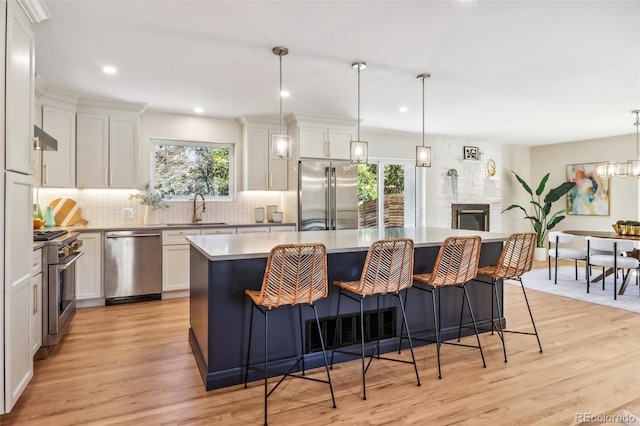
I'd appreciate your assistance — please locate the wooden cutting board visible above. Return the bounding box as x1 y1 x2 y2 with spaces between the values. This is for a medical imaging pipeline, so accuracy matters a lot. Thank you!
49 198 89 226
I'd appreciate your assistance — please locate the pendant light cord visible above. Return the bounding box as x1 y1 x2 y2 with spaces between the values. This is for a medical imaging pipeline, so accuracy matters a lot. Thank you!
357 65 361 141
279 53 283 135
421 76 425 147
635 110 640 161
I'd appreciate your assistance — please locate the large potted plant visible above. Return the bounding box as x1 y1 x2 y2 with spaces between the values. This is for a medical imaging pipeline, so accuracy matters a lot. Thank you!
503 171 576 261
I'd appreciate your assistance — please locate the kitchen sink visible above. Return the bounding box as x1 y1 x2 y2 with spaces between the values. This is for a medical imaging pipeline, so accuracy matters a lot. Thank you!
166 222 227 226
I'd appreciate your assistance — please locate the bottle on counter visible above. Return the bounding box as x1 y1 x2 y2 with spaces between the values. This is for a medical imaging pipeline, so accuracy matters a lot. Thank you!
44 206 56 228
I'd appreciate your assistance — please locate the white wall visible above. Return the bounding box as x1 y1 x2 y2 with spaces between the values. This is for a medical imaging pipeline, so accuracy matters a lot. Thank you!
501 144 532 234
531 133 637 234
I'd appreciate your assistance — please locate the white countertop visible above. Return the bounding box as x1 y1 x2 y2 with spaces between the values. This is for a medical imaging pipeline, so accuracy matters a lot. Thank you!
187 227 511 261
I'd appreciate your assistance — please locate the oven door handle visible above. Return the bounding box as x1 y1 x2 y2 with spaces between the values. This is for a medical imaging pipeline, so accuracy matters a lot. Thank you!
58 251 85 270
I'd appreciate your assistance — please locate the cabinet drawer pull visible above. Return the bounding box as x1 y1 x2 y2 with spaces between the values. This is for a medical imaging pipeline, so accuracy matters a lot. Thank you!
33 284 37 315
43 164 49 184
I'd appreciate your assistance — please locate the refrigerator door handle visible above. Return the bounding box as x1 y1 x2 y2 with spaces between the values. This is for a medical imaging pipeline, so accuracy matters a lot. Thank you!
325 166 331 229
330 166 337 229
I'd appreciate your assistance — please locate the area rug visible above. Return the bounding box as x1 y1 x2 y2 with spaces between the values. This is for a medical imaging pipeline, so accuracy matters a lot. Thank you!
507 266 640 314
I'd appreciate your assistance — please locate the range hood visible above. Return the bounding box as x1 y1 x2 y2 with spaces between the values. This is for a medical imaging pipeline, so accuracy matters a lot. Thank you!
33 125 58 151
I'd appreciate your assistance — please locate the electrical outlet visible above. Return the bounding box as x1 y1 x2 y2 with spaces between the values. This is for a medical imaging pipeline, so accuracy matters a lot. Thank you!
122 208 134 218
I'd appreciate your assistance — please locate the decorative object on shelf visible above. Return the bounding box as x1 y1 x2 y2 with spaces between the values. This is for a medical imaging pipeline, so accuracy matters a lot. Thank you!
270 46 291 160
463 145 480 160
33 217 45 230
33 203 43 219
266 205 278 222
503 171 576 248
350 62 368 164
596 109 640 178
129 182 169 225
254 207 265 223
566 163 610 216
446 168 458 202
486 159 496 177
415 73 432 167
272 211 284 223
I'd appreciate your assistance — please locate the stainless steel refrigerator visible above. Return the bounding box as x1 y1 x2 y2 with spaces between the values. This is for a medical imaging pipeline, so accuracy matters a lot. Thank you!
298 160 359 231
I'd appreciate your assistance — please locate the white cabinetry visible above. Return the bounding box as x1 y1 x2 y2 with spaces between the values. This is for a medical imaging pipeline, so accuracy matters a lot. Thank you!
240 116 288 190
41 105 76 187
270 225 296 233
76 101 144 188
288 114 357 160
4 172 33 412
75 233 103 304
30 249 42 356
237 226 270 234
5 0 34 175
162 228 236 292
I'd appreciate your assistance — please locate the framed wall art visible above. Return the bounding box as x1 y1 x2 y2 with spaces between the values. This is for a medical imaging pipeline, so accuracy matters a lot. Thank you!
463 146 480 160
566 163 610 216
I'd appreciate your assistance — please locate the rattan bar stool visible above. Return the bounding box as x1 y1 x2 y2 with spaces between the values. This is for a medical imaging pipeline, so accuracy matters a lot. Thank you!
243 243 336 426
330 238 420 400
407 236 484 379
473 232 542 363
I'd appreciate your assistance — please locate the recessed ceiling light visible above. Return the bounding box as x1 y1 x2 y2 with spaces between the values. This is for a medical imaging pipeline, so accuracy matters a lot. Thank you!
102 66 117 75
280 90 290 98
194 107 203 114
399 106 409 113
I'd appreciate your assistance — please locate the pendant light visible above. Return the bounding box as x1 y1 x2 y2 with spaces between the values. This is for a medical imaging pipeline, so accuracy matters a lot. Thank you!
271 46 291 160
596 110 640 178
416 73 432 167
626 110 640 177
350 62 368 164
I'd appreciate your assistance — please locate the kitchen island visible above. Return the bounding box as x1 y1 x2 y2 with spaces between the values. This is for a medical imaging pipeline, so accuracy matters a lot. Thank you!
187 227 509 391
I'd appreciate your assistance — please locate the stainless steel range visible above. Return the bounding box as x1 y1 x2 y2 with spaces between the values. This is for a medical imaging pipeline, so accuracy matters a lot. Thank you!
35 230 84 359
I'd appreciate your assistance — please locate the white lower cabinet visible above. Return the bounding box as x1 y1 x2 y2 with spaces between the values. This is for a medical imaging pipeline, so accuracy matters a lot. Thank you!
75 233 103 304
30 249 42 356
162 228 236 292
270 225 296 233
237 226 270 234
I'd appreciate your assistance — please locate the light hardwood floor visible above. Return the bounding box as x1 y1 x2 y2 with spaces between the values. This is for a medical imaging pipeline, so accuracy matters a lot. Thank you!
2 264 639 425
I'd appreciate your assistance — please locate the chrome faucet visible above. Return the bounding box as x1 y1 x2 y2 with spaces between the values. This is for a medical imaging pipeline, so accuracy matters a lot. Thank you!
193 193 206 223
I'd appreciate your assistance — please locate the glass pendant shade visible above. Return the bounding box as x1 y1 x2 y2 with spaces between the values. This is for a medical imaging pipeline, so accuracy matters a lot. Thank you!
270 46 291 160
271 134 291 160
350 140 368 164
597 161 623 178
628 160 640 177
416 145 431 167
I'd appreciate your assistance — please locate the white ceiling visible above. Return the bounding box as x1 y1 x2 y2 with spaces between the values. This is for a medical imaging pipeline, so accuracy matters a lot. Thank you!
33 0 640 146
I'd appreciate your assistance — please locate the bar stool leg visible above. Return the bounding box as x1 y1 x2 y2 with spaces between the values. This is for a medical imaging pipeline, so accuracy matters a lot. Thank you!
397 290 421 386
463 286 486 368
492 279 507 363
359 297 367 400
312 304 337 408
431 287 442 379
299 305 305 375
244 303 255 388
517 277 543 353
330 289 343 368
397 290 409 354
264 309 269 426
456 291 465 342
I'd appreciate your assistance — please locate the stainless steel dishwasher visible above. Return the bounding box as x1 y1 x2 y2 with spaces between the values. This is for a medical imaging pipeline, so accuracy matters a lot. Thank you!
104 230 162 304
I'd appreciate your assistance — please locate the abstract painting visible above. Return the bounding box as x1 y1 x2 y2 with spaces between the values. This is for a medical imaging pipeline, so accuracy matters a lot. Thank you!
566 163 610 215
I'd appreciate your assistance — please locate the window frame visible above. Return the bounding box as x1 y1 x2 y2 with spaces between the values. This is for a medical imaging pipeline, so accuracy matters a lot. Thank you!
150 137 236 202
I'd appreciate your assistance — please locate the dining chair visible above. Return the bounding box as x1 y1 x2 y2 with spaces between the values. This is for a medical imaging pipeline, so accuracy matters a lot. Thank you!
408 235 484 379
243 243 336 425
475 232 542 362
330 238 420 400
547 231 587 284
586 236 639 299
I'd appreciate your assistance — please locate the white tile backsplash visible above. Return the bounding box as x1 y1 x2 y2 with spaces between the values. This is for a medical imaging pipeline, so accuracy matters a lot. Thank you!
35 188 284 227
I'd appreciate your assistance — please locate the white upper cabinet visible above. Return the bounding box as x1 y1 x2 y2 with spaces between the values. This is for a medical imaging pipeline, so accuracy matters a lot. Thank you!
240 116 288 191
76 100 144 188
288 114 357 161
41 105 76 187
5 0 35 175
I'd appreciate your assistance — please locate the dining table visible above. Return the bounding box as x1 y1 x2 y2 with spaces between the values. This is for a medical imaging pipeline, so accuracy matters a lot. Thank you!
565 229 639 295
